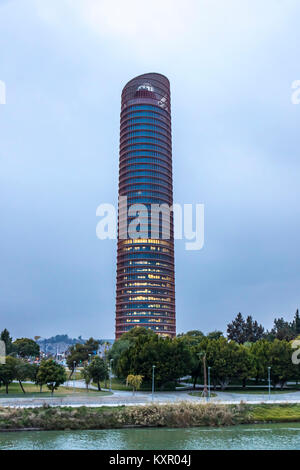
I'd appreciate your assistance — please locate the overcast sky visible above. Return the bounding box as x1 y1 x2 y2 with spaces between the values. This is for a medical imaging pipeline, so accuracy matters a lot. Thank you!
1 0 300 339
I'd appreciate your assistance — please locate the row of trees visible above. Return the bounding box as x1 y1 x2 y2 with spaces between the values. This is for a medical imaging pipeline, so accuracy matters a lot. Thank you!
0 357 66 395
185 334 300 390
227 310 300 343
108 326 300 391
0 354 111 395
0 329 40 358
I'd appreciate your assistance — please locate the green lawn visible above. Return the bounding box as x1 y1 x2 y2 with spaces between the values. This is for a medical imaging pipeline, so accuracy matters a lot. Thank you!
90 378 129 391
188 391 217 398
0 382 111 397
220 388 300 395
248 404 300 422
93 378 182 392
65 368 83 380
93 377 153 391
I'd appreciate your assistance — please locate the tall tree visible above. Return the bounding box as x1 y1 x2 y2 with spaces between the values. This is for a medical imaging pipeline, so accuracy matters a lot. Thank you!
115 334 192 388
268 340 298 389
228 313 264 343
14 360 37 394
236 344 256 388
0 356 17 393
293 310 300 336
251 320 265 342
244 316 254 342
227 313 246 344
269 318 295 341
244 316 265 342
0 329 13 354
250 339 272 382
87 357 108 391
177 333 207 387
66 343 88 374
107 327 155 374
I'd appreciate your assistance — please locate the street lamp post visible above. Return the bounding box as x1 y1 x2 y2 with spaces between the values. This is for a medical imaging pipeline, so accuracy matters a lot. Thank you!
268 367 271 400
152 365 156 401
198 352 208 398
109 359 113 392
73 361 76 393
208 367 211 400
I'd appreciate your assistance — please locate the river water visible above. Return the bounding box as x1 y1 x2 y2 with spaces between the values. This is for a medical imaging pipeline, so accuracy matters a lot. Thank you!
1 423 300 450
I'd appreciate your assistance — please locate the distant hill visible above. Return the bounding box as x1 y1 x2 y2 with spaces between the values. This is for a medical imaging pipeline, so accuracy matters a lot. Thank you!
37 335 114 355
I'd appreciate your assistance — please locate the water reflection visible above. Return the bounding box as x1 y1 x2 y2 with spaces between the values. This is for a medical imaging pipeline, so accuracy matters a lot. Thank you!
1 424 300 450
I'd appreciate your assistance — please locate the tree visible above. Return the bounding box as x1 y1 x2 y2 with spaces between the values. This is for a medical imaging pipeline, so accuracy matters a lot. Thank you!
66 343 87 374
84 337 100 355
0 357 35 393
87 356 108 391
251 338 299 389
268 318 295 342
0 356 17 393
244 316 265 342
0 329 13 355
177 333 207 388
251 320 265 342
118 327 156 344
205 337 254 390
293 310 300 336
227 313 264 343
235 344 256 388
227 313 246 344
115 334 192 388
126 374 143 395
36 359 66 395
13 338 40 358
14 360 37 394
107 338 130 370
81 365 92 391
268 340 297 389
35 368 45 393
66 337 100 376
177 330 205 340
250 339 272 383
108 327 154 374
206 331 224 340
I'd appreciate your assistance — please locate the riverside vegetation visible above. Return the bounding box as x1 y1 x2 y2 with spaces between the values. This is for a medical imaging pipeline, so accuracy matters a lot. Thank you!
1 402 300 431
2 310 300 395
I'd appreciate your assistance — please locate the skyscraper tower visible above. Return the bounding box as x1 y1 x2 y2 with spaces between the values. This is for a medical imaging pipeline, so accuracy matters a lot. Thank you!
115 73 175 339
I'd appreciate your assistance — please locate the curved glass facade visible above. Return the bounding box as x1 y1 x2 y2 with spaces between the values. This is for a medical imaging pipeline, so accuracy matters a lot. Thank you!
115 73 176 339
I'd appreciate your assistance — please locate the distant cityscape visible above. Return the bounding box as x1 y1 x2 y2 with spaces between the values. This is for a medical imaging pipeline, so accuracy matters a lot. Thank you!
35 335 114 361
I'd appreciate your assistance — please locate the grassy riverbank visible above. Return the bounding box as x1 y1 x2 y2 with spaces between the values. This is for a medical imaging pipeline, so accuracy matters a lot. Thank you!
1 402 300 431
0 383 111 398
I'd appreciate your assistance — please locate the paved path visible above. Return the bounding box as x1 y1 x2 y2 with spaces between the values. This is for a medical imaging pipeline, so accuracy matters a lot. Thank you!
1 380 300 408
